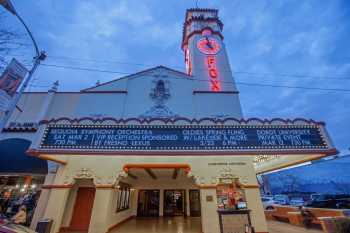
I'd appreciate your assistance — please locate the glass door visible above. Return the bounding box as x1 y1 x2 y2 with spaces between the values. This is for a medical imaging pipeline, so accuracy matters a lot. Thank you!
164 190 185 216
137 190 160 217
189 189 201 217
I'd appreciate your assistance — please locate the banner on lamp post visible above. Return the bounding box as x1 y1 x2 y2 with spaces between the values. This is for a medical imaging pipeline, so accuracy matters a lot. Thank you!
0 58 27 114
0 58 27 97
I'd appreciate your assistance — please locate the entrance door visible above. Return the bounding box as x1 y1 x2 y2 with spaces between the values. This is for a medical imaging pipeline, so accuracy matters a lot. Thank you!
189 189 201 217
69 187 96 231
137 190 160 217
164 190 185 216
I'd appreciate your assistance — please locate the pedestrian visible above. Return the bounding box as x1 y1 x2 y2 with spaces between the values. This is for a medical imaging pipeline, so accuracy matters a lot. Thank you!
299 206 315 228
0 196 10 214
11 205 27 225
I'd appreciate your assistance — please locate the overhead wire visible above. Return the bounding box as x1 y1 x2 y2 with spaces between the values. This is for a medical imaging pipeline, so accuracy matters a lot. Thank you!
4 53 350 93
6 52 350 81
38 63 350 93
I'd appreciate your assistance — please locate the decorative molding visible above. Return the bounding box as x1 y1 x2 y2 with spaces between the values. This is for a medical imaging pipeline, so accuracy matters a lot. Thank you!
211 168 240 185
27 148 338 157
63 168 97 185
75 168 95 180
62 168 118 186
41 184 73 189
187 171 206 186
140 105 178 119
39 117 326 126
209 168 255 188
27 149 67 165
182 24 224 49
197 184 217 189
123 163 191 173
81 65 190 92
116 170 128 180
96 185 115 189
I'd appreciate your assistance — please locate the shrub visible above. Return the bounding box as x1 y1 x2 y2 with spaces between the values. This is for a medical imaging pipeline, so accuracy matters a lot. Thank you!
333 218 350 233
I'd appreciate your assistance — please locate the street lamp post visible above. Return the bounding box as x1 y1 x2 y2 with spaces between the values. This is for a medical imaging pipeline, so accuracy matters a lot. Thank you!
0 0 46 132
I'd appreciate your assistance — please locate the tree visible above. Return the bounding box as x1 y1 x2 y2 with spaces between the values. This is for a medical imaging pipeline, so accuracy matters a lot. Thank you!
0 11 25 72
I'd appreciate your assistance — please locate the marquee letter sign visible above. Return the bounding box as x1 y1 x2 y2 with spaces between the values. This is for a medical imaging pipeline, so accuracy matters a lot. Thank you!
39 124 331 154
207 56 220 91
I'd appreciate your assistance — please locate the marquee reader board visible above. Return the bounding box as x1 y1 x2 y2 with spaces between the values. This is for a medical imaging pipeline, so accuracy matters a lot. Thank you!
39 124 332 154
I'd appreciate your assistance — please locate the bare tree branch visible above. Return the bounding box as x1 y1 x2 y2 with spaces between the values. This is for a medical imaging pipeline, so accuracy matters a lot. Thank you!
0 10 27 71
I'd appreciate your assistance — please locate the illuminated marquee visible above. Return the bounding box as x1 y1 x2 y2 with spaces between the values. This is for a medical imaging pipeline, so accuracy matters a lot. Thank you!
185 48 192 75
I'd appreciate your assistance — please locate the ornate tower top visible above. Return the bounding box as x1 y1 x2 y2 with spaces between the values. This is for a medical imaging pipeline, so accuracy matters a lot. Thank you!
182 8 224 50
181 8 240 94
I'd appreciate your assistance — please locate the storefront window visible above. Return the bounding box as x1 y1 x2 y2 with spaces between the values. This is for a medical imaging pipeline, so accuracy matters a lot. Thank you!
0 175 44 226
116 183 131 212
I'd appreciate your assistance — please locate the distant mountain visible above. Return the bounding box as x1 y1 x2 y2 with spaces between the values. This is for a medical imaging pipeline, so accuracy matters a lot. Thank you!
262 155 350 194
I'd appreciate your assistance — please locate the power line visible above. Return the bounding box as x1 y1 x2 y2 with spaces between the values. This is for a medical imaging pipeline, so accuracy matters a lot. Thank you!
41 64 130 75
234 71 350 81
235 82 350 92
39 63 350 93
46 56 350 80
7 52 350 81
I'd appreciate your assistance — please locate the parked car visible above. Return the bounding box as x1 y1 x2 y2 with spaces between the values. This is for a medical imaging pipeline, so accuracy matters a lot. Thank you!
261 196 275 210
273 195 290 205
307 194 350 209
290 197 304 206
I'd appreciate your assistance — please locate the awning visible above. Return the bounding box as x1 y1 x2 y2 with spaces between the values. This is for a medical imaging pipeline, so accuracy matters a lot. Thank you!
0 138 48 175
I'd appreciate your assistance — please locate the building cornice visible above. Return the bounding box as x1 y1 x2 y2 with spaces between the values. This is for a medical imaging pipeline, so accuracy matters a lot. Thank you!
26 148 338 157
39 117 326 126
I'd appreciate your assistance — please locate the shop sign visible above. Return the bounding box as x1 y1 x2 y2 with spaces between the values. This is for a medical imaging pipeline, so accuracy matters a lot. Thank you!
39 124 329 151
8 122 39 128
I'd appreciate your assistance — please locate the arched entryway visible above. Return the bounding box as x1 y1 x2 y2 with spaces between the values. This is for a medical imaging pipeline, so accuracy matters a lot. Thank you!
107 164 202 233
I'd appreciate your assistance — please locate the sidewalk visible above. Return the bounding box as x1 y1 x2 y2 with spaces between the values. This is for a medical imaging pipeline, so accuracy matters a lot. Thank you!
268 220 322 233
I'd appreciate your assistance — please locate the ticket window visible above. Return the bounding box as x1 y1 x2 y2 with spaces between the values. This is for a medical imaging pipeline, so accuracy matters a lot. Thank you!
216 180 246 210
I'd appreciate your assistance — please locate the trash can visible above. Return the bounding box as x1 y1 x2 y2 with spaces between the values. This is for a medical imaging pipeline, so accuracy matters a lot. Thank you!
35 219 53 233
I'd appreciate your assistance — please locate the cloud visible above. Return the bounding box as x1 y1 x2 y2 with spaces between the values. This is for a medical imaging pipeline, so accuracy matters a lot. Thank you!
7 0 350 153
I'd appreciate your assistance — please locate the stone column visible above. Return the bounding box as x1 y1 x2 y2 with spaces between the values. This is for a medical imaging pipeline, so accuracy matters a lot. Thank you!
42 186 71 233
244 187 268 233
186 189 190 216
159 189 164 216
88 187 115 233
200 188 220 233
30 172 56 230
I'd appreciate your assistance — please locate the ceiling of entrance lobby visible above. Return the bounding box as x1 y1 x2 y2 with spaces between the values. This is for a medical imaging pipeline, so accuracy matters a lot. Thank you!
125 168 187 180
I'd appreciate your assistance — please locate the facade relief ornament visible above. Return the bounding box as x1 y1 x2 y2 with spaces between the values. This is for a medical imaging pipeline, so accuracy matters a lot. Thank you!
116 170 128 181
140 70 178 119
63 168 100 185
210 167 248 185
187 171 206 185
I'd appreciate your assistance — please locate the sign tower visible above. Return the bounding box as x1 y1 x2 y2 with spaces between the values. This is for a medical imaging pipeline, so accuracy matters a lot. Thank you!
182 8 239 93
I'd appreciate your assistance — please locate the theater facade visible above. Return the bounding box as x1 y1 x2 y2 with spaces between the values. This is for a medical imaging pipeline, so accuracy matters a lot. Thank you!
1 8 336 233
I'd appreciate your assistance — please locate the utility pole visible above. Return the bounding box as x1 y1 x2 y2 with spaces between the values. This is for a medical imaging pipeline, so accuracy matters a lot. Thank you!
0 0 46 132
